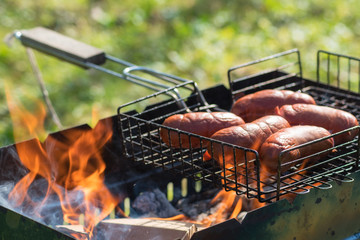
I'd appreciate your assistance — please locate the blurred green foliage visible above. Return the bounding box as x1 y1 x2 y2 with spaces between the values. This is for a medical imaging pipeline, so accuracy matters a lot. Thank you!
1 0 360 145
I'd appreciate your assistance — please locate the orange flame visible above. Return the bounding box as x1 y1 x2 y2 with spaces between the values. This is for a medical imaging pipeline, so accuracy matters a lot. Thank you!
5 86 120 238
5 85 47 141
151 188 265 228
200 189 243 227
150 163 266 227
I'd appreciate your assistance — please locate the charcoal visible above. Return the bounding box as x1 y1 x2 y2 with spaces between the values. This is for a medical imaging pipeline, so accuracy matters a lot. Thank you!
177 198 212 219
132 188 180 218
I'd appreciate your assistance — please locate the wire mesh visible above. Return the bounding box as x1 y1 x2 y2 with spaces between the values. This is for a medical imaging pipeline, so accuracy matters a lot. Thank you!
317 50 360 93
118 49 360 203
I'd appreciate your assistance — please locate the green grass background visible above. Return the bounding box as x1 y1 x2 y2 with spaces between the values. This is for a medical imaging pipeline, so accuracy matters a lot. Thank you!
1 0 360 145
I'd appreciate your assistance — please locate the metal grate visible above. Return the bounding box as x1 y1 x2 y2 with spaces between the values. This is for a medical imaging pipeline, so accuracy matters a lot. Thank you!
227 49 360 202
118 49 360 203
317 50 360 93
117 81 227 185
228 48 303 101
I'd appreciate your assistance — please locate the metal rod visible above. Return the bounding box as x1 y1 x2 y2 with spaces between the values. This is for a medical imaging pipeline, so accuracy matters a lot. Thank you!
228 48 299 72
348 58 351 91
337 55 340 88
25 48 63 129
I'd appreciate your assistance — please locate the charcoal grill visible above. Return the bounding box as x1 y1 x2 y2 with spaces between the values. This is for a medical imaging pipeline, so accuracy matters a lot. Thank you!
2 27 360 239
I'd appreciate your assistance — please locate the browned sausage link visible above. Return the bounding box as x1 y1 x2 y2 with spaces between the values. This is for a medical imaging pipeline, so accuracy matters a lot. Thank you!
230 89 316 122
205 115 290 167
160 112 245 148
277 104 359 144
259 125 334 174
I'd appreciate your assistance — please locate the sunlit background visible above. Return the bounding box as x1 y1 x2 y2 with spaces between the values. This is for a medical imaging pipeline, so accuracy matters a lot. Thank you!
1 0 360 145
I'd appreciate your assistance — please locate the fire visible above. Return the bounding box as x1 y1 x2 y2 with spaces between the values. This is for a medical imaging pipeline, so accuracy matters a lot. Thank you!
5 85 120 238
278 160 324 203
199 189 243 227
5 85 47 142
198 162 266 227
152 188 266 228
151 163 267 227
188 160 267 227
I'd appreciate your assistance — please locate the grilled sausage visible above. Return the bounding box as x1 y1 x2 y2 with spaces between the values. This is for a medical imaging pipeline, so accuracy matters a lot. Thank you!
160 112 245 148
231 89 316 122
259 125 334 174
277 104 359 144
204 115 290 167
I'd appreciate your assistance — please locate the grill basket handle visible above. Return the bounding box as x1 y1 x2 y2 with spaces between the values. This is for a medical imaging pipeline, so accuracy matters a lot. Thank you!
15 27 107 68
11 27 213 113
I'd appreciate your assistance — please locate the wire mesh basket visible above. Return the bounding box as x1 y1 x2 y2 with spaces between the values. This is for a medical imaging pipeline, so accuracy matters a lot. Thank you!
118 49 360 202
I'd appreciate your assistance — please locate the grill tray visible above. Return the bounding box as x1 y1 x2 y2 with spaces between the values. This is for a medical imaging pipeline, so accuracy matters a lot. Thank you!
118 50 360 203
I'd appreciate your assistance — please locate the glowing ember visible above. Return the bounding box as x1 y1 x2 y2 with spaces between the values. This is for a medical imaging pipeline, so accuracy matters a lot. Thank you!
5 86 120 238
